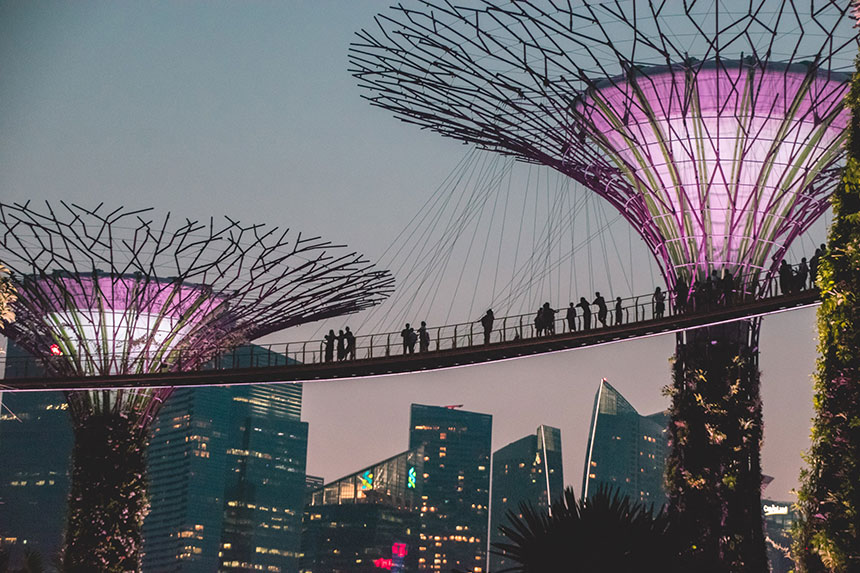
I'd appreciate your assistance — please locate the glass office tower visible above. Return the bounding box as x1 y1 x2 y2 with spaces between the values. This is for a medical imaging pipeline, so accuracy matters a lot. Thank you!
582 379 669 507
409 404 492 573
489 425 563 572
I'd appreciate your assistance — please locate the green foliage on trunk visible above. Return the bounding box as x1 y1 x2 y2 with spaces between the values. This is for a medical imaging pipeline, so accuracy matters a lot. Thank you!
665 323 768 572
793 58 860 571
63 413 148 573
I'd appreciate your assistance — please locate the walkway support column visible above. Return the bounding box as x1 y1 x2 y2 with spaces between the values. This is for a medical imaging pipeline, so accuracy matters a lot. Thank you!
666 319 767 572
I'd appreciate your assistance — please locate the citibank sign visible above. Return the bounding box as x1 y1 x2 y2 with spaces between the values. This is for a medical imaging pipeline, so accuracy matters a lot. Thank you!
763 504 789 516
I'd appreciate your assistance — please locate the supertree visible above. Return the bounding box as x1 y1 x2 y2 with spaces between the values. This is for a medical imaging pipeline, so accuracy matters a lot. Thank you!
349 1 857 569
0 201 393 572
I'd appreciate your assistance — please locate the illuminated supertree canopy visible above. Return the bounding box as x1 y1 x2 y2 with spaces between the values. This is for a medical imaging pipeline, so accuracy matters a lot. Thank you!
0 201 393 422
0 201 394 571
350 0 858 290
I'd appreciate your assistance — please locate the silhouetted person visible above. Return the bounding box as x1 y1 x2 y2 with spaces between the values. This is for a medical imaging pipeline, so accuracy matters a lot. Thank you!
324 329 336 362
337 329 347 361
675 276 688 313
345 326 356 360
534 307 545 337
797 257 809 291
401 323 416 354
810 247 822 288
480 309 494 344
566 302 576 332
778 259 792 295
722 270 734 305
653 287 665 319
705 274 716 306
576 297 591 330
418 321 430 352
542 302 557 335
614 297 623 325
593 292 607 327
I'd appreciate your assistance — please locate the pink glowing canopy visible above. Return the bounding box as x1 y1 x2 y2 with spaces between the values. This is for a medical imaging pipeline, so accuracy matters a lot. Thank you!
574 61 850 280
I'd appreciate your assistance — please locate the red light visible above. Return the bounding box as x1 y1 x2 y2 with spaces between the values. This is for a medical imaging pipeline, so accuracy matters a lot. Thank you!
391 543 408 558
49 344 62 356
373 558 393 569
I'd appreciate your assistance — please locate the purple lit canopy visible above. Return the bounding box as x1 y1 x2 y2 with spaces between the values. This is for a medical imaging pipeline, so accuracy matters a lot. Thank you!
350 0 859 289
0 202 394 426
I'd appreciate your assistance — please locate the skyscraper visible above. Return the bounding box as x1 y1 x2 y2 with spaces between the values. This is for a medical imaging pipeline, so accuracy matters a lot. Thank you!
409 404 492 573
300 447 425 573
582 380 669 507
489 425 563 572
141 347 308 573
0 341 71 568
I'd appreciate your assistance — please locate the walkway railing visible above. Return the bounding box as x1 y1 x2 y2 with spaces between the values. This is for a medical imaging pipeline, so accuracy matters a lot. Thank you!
1 264 816 380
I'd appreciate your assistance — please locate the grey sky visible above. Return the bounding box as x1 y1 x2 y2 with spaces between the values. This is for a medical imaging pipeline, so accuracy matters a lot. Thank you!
0 1 825 500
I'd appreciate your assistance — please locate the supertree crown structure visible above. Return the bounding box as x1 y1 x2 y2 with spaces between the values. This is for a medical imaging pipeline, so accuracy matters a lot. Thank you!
350 0 858 292
0 201 394 425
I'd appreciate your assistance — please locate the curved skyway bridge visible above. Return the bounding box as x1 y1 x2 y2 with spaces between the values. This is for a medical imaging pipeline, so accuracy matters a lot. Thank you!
2 269 820 392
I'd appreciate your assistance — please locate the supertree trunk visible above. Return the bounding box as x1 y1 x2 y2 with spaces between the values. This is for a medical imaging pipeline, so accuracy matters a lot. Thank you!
793 59 860 573
63 410 148 573
666 320 768 572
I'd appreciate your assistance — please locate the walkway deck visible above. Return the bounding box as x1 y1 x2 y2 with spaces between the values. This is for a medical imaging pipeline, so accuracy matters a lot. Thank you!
2 288 820 391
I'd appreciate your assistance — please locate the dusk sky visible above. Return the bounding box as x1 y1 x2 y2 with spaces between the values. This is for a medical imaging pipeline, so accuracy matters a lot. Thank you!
0 1 832 500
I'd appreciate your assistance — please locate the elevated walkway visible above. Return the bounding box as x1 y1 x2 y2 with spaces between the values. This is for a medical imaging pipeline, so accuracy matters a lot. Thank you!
2 287 820 391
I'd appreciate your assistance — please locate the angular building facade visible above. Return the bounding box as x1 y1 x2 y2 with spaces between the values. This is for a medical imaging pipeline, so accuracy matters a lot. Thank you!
582 380 669 507
143 347 308 573
409 404 492 573
489 425 563 572
300 447 425 573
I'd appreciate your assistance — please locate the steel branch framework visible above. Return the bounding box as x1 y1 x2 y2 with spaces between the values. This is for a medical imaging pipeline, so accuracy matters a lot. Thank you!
0 201 394 426
350 0 859 291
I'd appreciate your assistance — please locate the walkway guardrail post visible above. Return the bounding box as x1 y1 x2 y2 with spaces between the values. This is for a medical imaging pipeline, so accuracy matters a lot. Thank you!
502 318 507 342
436 328 440 351
386 334 391 357
368 336 373 359
452 326 457 349
469 323 473 347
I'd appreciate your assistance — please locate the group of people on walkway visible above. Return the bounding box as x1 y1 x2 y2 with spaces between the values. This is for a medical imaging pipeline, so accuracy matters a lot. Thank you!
400 321 432 354
779 245 824 295
328 253 825 361
323 327 356 362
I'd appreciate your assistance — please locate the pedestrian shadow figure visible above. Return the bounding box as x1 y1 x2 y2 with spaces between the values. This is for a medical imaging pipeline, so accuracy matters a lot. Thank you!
418 321 430 352
480 309 494 344
401 323 416 354
576 297 591 330
593 292 607 328
324 330 335 363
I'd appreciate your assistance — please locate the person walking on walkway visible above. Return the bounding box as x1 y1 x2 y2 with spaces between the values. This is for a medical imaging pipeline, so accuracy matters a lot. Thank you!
541 302 557 335
653 287 665 319
810 247 821 288
418 321 430 352
336 329 347 361
614 296 623 325
593 292 608 328
480 309 494 344
566 302 576 332
345 326 356 360
576 297 592 330
797 257 809 291
401 323 416 354
674 276 688 314
324 330 336 363
779 259 793 295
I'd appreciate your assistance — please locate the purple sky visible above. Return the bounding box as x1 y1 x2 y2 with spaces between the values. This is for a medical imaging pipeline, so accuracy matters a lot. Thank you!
0 1 827 500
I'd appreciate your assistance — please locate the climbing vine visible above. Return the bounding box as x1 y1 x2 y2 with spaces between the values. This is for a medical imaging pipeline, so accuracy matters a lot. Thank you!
665 323 767 572
63 412 149 573
793 56 860 573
